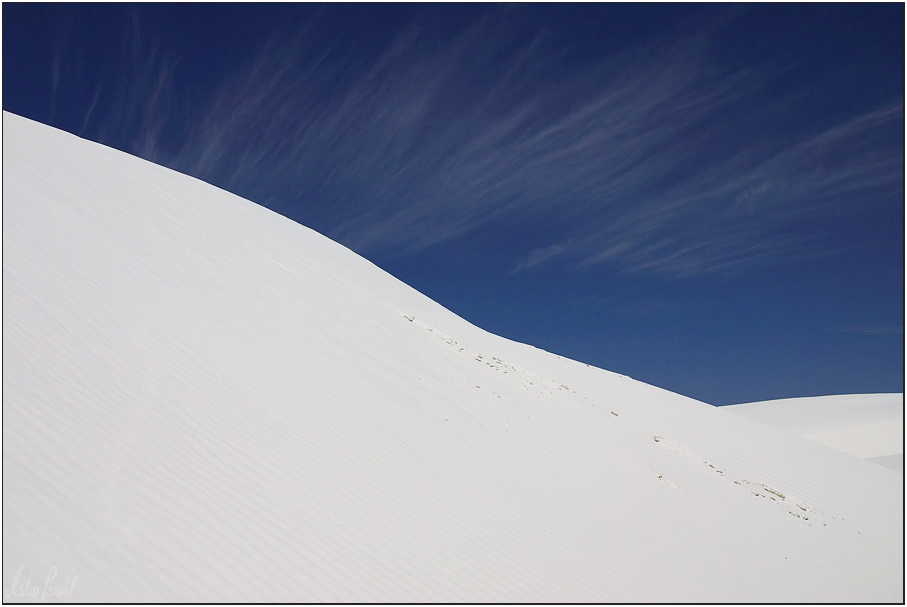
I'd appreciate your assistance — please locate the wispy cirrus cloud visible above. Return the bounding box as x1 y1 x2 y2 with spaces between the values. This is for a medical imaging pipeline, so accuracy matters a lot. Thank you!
93 12 179 161
157 14 750 245
92 7 903 278
564 103 904 276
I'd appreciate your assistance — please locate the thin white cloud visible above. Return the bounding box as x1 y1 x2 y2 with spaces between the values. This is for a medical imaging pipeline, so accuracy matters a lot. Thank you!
563 102 903 276
49 53 61 121
511 243 571 273
79 84 103 136
105 8 901 279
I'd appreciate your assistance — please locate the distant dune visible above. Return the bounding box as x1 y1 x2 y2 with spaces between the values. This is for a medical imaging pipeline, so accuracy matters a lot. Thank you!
3 112 902 602
725 394 903 471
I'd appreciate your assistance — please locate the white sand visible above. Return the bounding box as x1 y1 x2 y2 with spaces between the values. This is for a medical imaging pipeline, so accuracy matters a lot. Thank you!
726 394 903 471
3 112 902 602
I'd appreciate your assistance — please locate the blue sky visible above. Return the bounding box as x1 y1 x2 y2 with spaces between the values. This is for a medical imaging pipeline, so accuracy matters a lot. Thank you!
4 4 903 405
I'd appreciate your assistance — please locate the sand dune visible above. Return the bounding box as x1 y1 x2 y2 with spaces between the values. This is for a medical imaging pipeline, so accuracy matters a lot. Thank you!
3 112 902 602
726 394 903 471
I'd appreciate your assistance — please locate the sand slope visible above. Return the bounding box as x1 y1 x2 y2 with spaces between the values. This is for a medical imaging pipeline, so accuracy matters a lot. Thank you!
726 394 903 471
3 112 902 602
